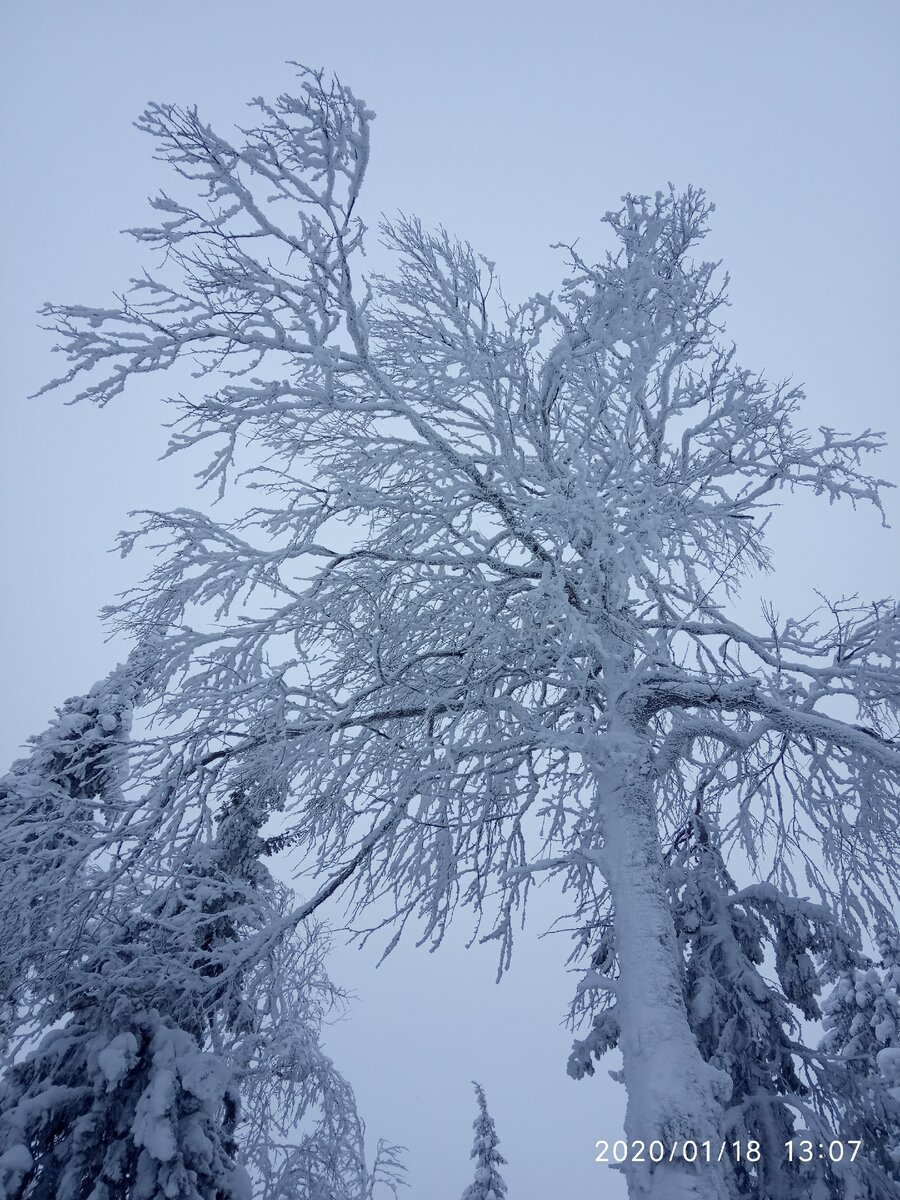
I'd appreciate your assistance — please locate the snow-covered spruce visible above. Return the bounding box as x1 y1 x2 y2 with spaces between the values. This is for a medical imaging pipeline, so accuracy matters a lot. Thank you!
0 659 141 1051
569 824 900 1198
460 1083 507 1200
817 924 900 1194
186 787 404 1200
0 754 400 1199
35 65 900 1199
0 1000 251 1200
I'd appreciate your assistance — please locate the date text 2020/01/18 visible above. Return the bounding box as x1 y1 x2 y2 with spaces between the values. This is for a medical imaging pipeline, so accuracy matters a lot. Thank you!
594 1139 863 1166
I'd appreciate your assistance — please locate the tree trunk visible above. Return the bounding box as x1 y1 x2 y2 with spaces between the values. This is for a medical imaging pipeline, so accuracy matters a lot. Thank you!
596 716 730 1200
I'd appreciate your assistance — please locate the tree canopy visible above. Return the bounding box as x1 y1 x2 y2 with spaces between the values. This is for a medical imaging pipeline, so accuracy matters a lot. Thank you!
23 65 900 1198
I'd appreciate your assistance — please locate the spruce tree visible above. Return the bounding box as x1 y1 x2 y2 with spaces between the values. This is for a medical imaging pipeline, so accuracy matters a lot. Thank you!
0 660 142 1049
0 874 253 1200
461 1083 507 1200
0 735 398 1199
817 924 900 1195
569 820 900 1198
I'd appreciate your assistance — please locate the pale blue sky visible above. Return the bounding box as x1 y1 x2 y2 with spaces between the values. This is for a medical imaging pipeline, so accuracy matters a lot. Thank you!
2 4 898 1197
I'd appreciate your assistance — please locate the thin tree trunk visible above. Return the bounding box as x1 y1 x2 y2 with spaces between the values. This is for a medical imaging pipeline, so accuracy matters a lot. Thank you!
596 715 730 1200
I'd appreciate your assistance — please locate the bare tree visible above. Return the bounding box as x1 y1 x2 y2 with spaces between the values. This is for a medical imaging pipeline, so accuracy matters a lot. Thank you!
36 66 899 1199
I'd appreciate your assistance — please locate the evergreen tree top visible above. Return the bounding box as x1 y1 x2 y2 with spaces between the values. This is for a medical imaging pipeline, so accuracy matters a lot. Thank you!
461 1082 507 1200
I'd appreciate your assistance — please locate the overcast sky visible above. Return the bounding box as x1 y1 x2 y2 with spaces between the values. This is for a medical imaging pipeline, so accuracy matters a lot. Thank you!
2 4 898 1197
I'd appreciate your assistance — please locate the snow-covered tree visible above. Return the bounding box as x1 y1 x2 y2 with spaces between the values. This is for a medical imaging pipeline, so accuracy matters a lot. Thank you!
0 735 400 1199
460 1083 507 1200
184 786 403 1200
671 843 832 1200
569 820 900 1197
35 65 900 1199
0 848 254 1200
816 924 900 1194
0 659 143 1050
0 995 251 1200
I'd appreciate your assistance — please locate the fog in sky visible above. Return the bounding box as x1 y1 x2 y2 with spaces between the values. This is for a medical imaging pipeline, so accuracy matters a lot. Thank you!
1 4 898 1197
